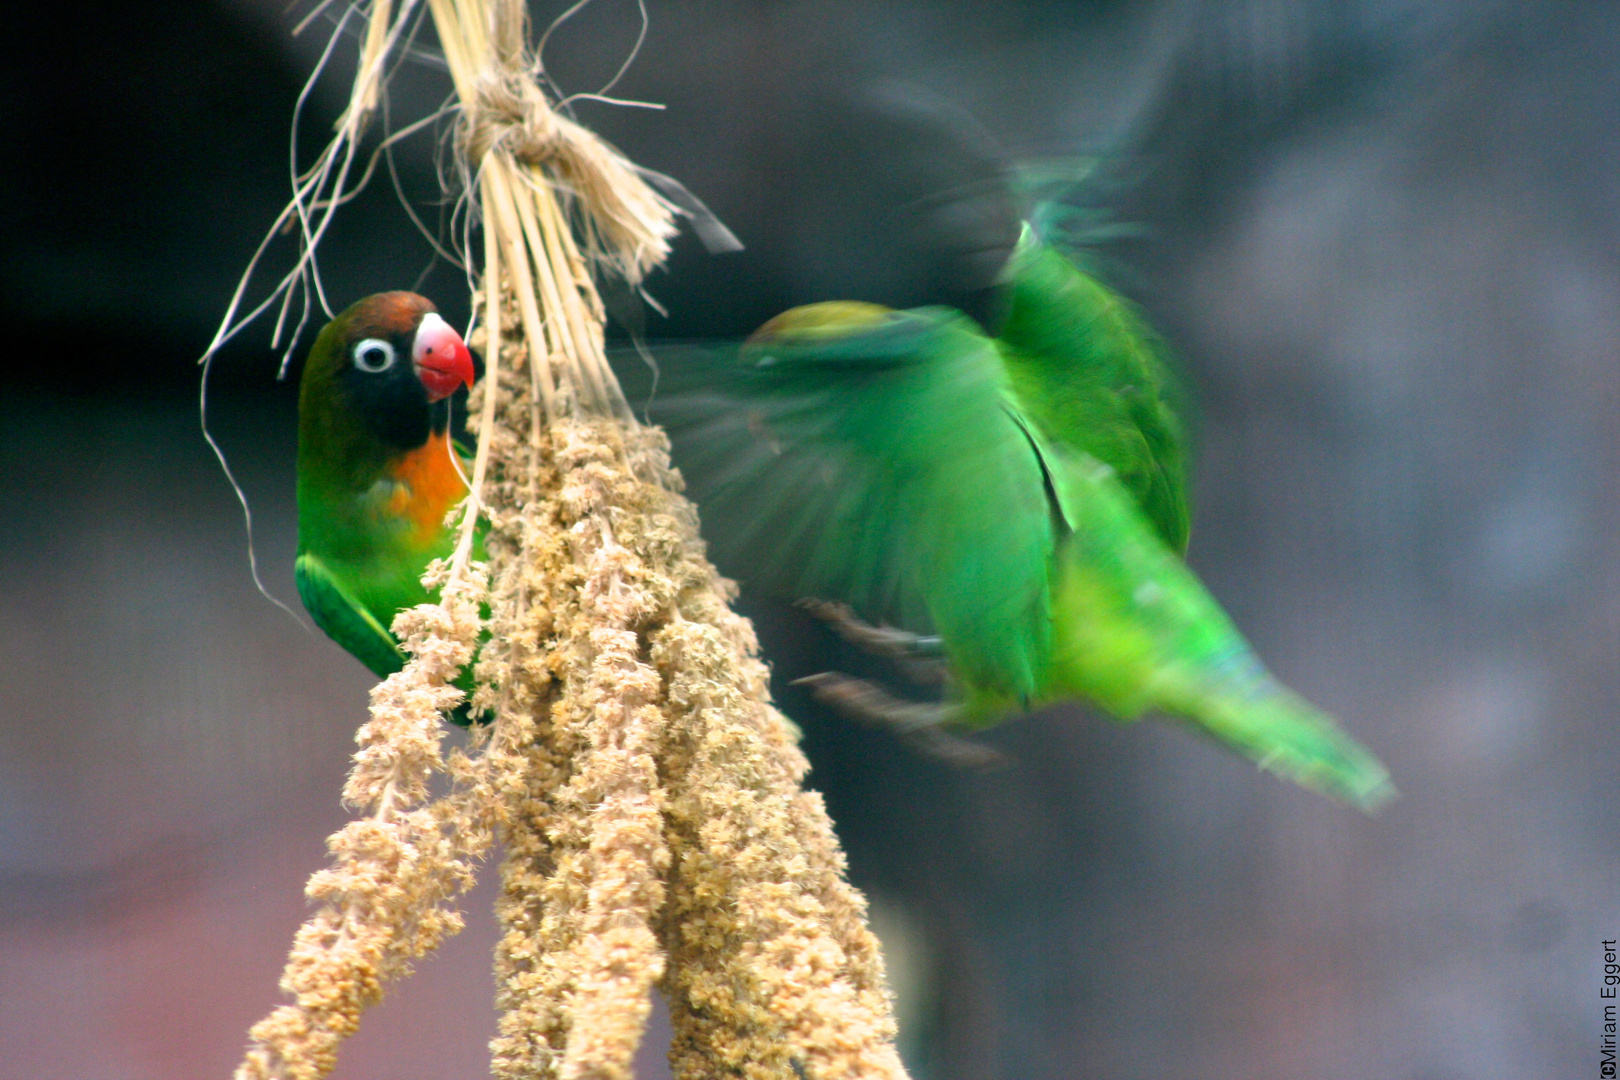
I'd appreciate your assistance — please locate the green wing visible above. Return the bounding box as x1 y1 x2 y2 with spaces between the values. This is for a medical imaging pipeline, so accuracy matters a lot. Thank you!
995 235 1191 553
1031 440 1392 811
646 303 1057 701
295 551 407 679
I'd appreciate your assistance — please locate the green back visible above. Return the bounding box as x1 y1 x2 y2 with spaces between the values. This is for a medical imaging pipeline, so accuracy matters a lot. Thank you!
651 303 1057 701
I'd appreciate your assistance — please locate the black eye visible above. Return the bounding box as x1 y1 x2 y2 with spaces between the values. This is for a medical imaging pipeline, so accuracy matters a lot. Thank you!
352 338 396 373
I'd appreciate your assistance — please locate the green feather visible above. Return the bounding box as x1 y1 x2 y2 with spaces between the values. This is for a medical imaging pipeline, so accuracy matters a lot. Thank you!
996 230 1191 552
294 551 407 678
294 293 483 723
1028 439 1393 810
636 237 1392 810
659 302 1056 700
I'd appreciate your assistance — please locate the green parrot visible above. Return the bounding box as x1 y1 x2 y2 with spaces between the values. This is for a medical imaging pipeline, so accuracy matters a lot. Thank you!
642 229 1394 811
294 291 481 717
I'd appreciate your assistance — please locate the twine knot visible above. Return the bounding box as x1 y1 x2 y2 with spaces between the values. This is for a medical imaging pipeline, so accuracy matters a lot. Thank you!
463 72 559 166
459 69 683 287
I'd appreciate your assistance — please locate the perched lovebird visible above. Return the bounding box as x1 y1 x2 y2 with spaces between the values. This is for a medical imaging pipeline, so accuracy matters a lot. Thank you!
295 291 479 706
643 230 1394 811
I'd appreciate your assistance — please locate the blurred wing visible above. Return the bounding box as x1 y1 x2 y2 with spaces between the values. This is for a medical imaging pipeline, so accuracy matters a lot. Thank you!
1037 446 1393 812
295 551 406 679
995 237 1192 553
641 305 1056 700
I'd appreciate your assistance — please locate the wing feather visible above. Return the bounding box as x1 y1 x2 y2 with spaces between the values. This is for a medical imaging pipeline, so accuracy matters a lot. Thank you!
295 551 407 679
638 306 1056 700
996 237 1192 552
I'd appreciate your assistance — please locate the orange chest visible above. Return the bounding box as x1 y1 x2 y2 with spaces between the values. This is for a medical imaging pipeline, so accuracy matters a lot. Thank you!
382 432 468 547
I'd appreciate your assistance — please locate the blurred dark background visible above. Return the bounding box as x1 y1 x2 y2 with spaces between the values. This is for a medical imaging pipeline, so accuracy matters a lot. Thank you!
2 1 1616 1078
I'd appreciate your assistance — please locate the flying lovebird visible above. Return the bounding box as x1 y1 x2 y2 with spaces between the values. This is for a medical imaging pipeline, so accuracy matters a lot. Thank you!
294 291 481 716
639 228 1395 812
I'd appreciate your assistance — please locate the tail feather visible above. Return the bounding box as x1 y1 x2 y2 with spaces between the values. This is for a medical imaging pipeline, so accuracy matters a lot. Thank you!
1176 682 1395 812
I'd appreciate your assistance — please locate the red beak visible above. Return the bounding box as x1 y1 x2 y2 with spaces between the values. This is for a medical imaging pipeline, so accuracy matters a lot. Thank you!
412 312 477 402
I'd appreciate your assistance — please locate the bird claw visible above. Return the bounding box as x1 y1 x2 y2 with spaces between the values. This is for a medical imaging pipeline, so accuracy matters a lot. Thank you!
796 598 948 685
793 672 1007 770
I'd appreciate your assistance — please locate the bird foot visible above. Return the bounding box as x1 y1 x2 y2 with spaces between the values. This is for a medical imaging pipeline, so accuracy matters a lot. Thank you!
796 598 948 686
793 672 1006 769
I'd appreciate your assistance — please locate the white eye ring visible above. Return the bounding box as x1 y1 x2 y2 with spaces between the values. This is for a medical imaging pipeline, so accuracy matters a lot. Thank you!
352 338 396 373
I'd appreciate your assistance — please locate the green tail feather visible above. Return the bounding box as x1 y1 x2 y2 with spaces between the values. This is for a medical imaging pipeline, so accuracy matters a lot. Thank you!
1179 687 1395 812
1036 446 1393 812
